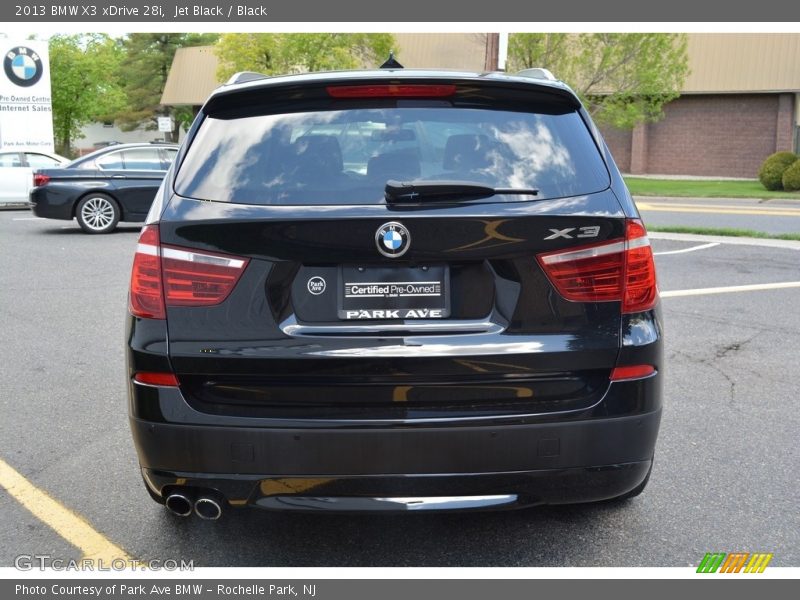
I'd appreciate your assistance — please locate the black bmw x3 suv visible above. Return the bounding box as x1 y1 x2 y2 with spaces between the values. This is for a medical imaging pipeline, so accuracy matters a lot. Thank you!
127 67 662 518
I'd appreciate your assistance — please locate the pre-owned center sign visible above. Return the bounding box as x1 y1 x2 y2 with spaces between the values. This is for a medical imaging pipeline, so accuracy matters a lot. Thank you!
0 41 54 152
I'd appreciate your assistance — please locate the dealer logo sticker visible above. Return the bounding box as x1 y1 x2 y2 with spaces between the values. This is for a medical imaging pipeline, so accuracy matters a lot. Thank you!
375 222 410 258
307 276 326 295
4 46 44 87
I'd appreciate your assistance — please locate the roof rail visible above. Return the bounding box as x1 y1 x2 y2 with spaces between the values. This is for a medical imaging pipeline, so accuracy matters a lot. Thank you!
226 71 269 85
516 68 557 81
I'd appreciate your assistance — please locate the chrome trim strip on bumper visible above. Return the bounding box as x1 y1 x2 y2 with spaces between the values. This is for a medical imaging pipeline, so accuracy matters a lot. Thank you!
279 313 503 336
256 494 519 511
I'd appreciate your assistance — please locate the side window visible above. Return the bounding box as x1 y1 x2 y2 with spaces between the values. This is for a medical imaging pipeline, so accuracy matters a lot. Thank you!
96 151 125 170
0 153 22 167
121 148 163 171
25 153 61 168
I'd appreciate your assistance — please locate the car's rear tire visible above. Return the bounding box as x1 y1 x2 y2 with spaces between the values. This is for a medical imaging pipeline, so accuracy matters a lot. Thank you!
76 193 120 234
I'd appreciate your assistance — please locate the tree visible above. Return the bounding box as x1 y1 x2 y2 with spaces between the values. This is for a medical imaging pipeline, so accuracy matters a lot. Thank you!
508 33 689 129
115 33 218 141
215 33 394 81
49 34 126 156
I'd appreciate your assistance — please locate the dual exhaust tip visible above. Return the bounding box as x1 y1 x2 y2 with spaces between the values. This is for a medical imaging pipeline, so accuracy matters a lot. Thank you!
165 491 223 520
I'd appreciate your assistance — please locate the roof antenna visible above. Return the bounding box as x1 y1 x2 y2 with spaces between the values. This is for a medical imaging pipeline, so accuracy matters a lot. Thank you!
380 51 404 69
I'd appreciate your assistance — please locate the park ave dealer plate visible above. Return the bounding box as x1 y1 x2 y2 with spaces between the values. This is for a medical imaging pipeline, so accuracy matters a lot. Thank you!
338 265 450 320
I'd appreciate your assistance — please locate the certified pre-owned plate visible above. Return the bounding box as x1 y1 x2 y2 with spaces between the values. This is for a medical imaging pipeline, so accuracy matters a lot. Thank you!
339 266 450 320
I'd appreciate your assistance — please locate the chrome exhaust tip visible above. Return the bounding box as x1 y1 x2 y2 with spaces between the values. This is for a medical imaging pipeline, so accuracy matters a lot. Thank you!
164 493 193 517
194 496 223 520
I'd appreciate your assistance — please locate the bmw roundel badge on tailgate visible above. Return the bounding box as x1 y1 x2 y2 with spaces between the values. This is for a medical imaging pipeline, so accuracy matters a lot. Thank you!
375 222 410 258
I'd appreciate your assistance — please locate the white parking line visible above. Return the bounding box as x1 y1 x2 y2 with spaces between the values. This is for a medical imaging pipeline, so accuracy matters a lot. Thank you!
12 217 38 221
662 281 800 298
653 242 720 256
649 231 800 250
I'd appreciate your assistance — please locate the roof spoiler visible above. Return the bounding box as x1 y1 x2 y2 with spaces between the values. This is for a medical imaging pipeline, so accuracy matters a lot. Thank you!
516 68 557 81
225 71 269 85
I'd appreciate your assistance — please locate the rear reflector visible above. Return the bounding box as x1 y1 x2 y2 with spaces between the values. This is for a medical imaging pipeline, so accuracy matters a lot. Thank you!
33 173 50 187
128 225 250 319
610 365 655 381
536 219 658 313
134 372 179 386
327 84 456 98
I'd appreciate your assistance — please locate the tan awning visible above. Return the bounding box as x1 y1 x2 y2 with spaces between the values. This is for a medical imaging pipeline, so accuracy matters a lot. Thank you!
683 33 800 94
160 46 221 106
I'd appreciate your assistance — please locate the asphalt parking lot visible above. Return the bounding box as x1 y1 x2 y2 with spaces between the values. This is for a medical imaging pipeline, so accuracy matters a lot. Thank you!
1 210 798 568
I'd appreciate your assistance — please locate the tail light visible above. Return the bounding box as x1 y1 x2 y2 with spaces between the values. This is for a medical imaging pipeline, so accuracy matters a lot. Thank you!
33 173 50 187
161 246 249 306
536 219 658 313
129 225 164 319
129 225 249 319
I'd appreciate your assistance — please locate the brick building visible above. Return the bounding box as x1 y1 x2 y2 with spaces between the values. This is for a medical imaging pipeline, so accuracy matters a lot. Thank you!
600 34 800 178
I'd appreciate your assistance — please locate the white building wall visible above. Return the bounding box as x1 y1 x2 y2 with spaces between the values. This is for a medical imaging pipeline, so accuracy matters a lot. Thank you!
76 122 185 153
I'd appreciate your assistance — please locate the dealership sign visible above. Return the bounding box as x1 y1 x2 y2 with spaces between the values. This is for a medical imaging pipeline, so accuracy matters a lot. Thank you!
0 41 54 152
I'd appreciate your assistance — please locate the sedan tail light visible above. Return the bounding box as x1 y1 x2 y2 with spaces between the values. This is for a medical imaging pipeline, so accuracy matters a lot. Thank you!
536 219 658 313
33 173 50 187
129 225 249 319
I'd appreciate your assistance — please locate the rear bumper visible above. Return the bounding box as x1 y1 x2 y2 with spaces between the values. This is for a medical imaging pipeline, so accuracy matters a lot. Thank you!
132 403 661 509
127 309 663 511
29 188 74 220
142 461 654 512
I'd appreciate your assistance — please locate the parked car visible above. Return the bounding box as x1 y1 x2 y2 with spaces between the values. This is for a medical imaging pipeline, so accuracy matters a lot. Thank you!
127 67 662 519
0 150 68 206
29 142 179 233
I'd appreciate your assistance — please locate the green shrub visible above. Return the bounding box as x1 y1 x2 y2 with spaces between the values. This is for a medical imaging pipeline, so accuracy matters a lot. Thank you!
758 151 798 191
782 159 800 192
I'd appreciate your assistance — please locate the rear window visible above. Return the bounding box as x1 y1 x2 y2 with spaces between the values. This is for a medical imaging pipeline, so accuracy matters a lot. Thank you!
175 104 610 205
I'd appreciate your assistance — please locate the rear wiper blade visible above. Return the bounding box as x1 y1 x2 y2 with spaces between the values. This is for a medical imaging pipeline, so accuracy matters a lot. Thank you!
385 180 539 203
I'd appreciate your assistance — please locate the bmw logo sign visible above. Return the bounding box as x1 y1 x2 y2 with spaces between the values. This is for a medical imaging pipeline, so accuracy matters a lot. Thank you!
375 222 410 258
4 46 44 88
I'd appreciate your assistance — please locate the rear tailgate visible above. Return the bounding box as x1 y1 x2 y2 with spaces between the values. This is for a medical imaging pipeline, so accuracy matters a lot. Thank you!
158 75 628 420
159 193 625 420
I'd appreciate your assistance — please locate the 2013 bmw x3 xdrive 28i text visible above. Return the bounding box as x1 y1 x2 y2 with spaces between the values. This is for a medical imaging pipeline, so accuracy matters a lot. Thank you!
126 67 662 518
